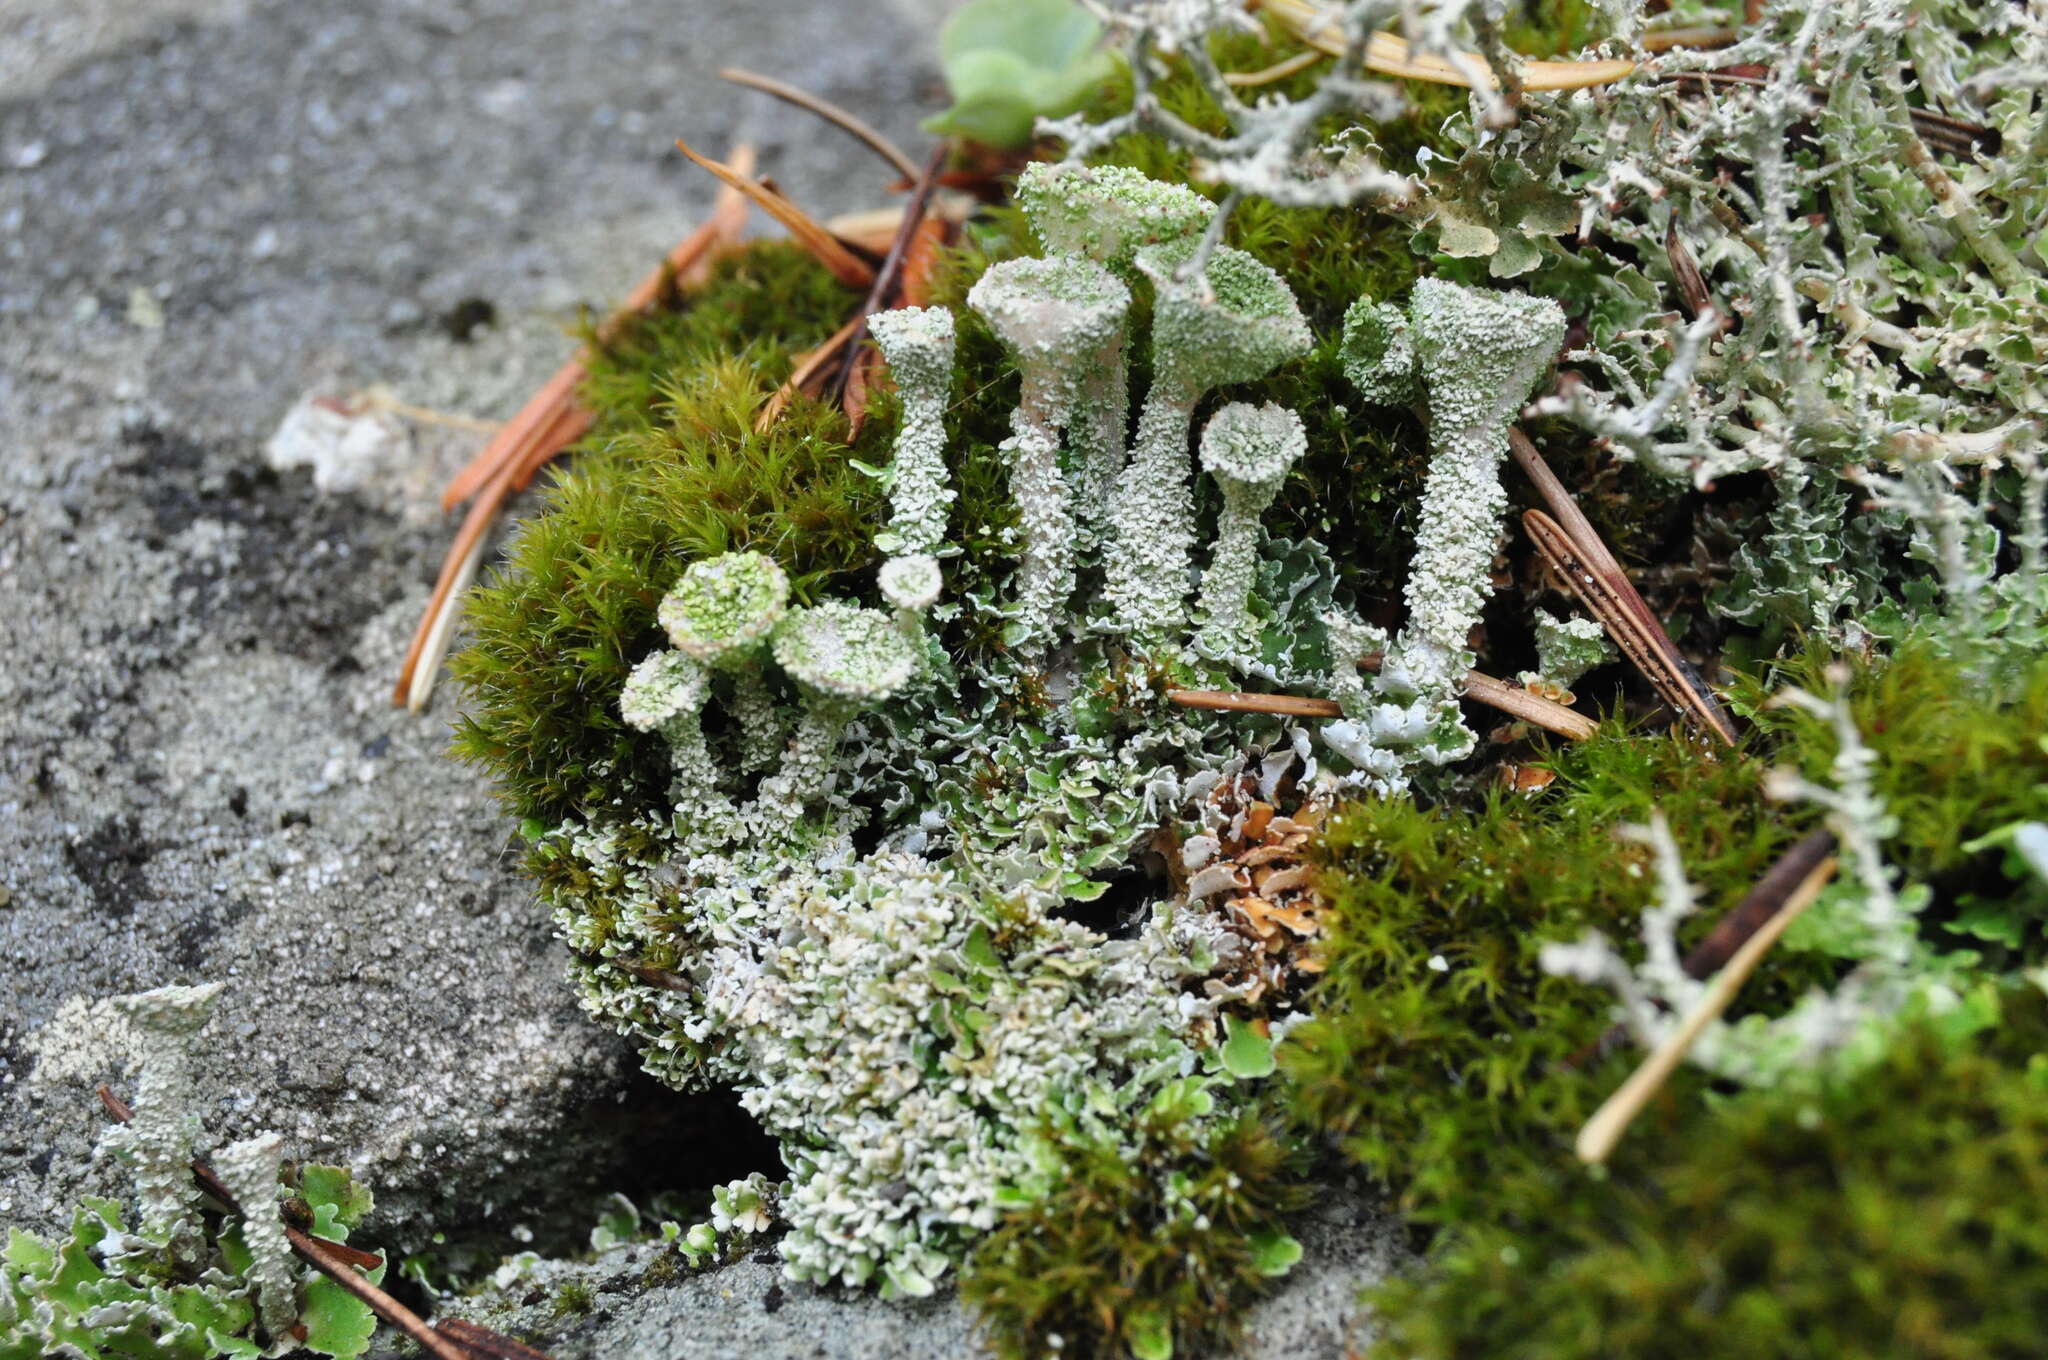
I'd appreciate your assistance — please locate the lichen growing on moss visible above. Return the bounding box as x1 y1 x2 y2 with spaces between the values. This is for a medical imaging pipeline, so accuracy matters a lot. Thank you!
445 1 2048 1355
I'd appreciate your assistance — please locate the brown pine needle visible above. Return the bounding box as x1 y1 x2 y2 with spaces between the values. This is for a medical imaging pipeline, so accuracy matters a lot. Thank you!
1355 652 1599 741
1575 853 1838 1164
396 457 520 709
1171 660 1598 743
439 146 756 513
1168 689 1344 719
1510 429 1739 745
717 67 922 183
439 363 584 511
898 216 950 308
1223 47 1327 87
675 138 876 290
755 315 867 434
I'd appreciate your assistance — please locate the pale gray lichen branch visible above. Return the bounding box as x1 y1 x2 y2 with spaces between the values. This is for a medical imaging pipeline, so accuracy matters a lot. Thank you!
101 982 224 1268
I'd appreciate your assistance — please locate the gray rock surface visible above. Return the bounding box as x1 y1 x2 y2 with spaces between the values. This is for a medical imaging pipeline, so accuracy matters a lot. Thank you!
0 0 944 1249
0 1 1408 1351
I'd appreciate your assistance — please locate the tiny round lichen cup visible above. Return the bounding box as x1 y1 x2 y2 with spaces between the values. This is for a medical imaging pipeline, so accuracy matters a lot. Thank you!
1105 238 1312 645
752 601 921 837
657 550 791 773
658 550 790 661
880 553 943 614
619 649 732 823
1013 160 1216 277
1194 401 1308 660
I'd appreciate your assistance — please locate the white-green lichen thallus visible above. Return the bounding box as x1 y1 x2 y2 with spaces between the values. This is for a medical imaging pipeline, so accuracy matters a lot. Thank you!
658 549 792 774
1194 401 1307 660
968 255 1130 650
1108 239 1311 645
870 306 958 560
1325 279 1564 787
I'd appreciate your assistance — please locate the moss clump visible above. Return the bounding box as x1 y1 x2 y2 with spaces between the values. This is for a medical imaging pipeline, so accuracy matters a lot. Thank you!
1280 719 1817 1226
452 244 891 825
1366 992 2048 1360
549 1278 595 1318
1286 642 2048 1228
962 1104 1311 1360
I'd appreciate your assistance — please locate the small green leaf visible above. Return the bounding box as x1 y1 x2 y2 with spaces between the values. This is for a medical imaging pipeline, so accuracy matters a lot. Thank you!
302 1272 381 1359
299 1164 373 1240
963 924 1001 970
1247 1228 1304 1277
1220 1015 1276 1079
1125 1306 1175 1360
923 0 1117 148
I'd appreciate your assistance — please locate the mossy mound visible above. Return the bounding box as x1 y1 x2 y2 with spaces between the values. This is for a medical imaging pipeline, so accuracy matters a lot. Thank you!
1365 994 2048 1360
1283 641 2048 1355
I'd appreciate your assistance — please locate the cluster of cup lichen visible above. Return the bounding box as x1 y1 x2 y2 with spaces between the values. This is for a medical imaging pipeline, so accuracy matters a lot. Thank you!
452 0 2048 1356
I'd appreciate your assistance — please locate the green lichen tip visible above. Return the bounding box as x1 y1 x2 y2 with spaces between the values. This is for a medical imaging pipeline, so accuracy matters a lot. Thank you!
1339 296 1419 406
657 550 791 662
1138 240 1311 389
619 650 711 731
770 601 920 706
1407 278 1565 435
879 554 943 612
966 254 1130 361
1199 401 1307 491
1014 160 1216 274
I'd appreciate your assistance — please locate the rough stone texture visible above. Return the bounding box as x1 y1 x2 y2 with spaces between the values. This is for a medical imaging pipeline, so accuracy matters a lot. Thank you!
0 2 1408 1351
0 0 943 1249
457 1184 1405 1360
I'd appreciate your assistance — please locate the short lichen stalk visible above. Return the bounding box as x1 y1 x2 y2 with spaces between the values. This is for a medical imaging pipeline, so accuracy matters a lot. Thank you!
657 550 792 777
102 982 223 1268
1193 402 1307 660
213 1131 297 1341
870 307 958 560
1327 279 1563 778
747 601 918 839
621 650 733 828
968 257 1131 651
1107 240 1311 645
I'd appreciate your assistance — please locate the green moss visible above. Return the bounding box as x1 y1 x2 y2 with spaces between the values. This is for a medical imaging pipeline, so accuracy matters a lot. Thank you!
1286 643 2048 1230
451 244 891 824
1281 719 1818 1226
549 1278 595 1319
961 1105 1311 1360
1366 991 2048 1360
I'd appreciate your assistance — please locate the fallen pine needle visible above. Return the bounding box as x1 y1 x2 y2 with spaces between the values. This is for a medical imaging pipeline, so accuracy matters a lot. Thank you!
397 148 757 709
1575 853 1839 1165
1511 428 1739 745
675 137 876 290
1171 661 1599 743
717 67 921 182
